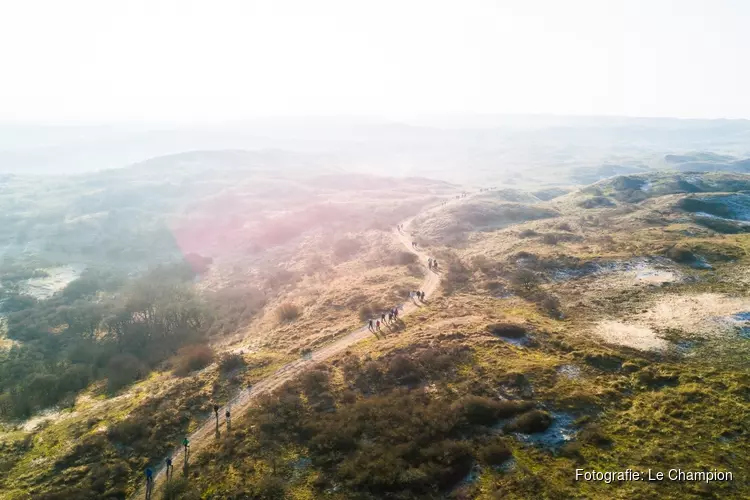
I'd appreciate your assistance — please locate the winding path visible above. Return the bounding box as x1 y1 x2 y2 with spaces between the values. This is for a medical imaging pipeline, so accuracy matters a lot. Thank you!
132 216 441 499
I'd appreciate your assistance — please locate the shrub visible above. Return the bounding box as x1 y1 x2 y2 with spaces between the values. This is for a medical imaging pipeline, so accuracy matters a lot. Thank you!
504 410 553 434
487 323 527 338
678 198 732 217
509 269 539 292
479 441 512 465
487 323 526 339
455 396 504 426
443 258 472 295
454 396 534 427
358 302 384 322
276 303 301 323
578 424 613 447
386 355 422 385
390 251 417 266
665 246 697 264
162 477 201 500
578 196 615 209
539 293 562 318
695 217 747 234
301 369 330 396
218 353 246 374
105 353 146 393
471 255 496 274
172 344 215 376
253 475 287 499
518 229 539 238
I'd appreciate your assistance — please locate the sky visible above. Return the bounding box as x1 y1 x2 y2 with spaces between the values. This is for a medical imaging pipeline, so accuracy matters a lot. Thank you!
1 0 749 122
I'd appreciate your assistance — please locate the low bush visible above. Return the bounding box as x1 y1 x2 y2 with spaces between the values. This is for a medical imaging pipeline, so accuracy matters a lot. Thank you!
509 269 539 292
389 250 418 266
578 196 615 209
454 396 533 426
162 477 201 500
666 246 697 264
106 353 146 393
358 302 384 322
538 293 562 319
487 323 527 338
678 198 732 217
172 344 215 376
479 441 513 465
504 409 553 434
518 229 539 238
276 303 301 323
695 217 746 234
218 353 246 374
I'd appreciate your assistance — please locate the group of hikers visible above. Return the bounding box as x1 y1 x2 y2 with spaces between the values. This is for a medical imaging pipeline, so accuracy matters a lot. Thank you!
143 402 233 497
368 306 401 333
427 258 438 271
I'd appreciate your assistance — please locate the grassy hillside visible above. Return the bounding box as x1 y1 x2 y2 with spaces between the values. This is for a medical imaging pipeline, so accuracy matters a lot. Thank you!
2 168 750 499
180 172 749 499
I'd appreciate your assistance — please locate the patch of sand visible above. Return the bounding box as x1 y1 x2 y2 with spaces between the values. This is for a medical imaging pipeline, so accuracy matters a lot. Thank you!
636 293 750 335
595 320 669 351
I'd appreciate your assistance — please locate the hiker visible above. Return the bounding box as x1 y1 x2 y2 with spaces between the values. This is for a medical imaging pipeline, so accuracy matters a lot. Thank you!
381 312 386 324
433 259 438 271
376 320 381 331
428 257 432 268
226 408 231 431
183 436 190 460
368 319 374 331
214 404 220 428
388 311 393 323
145 467 154 499
420 291 425 301
165 455 173 480
394 307 399 319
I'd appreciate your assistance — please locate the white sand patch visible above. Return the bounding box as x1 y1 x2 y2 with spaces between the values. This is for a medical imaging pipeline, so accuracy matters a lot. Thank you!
626 267 677 284
595 320 669 351
20 265 84 300
636 293 750 335
22 408 74 432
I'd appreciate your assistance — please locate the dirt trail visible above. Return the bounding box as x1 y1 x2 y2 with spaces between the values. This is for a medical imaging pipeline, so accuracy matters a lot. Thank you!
131 215 442 500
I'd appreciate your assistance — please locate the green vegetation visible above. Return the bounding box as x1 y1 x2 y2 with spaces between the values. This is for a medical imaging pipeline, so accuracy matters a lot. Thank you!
0 262 212 419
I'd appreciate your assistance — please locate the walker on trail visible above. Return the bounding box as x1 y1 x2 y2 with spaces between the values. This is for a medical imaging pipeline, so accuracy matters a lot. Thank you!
145 468 154 499
226 408 231 431
368 319 374 332
182 436 190 464
381 312 386 324
165 455 173 481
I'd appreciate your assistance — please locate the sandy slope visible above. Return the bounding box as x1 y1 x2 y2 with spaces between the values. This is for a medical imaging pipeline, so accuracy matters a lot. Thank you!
131 216 442 500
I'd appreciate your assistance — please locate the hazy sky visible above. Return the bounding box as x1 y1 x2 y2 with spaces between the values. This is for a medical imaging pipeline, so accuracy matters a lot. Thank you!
1 0 749 122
